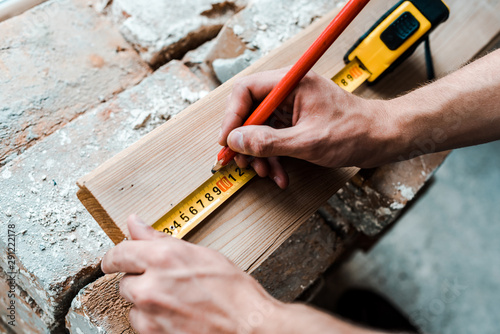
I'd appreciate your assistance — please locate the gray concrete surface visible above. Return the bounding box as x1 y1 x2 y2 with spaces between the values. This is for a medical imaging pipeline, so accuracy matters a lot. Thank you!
314 140 500 334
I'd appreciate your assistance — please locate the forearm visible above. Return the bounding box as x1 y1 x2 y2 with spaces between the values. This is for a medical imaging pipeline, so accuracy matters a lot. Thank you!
258 303 382 334
389 49 500 160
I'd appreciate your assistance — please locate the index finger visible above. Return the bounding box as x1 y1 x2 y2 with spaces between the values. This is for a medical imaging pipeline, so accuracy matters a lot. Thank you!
219 68 290 146
101 240 153 274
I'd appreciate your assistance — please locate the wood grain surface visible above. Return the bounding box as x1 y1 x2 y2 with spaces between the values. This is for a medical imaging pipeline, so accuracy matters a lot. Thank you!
77 0 500 271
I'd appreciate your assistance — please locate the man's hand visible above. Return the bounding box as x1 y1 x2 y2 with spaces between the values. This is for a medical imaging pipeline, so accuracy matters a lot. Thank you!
101 215 283 334
219 68 397 188
220 50 500 189
102 215 386 334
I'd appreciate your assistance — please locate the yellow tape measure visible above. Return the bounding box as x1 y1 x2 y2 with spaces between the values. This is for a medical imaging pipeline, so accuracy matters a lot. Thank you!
152 163 256 238
152 60 371 239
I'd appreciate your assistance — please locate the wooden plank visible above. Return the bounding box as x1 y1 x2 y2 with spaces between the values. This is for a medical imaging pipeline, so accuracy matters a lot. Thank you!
77 0 500 272
77 6 360 272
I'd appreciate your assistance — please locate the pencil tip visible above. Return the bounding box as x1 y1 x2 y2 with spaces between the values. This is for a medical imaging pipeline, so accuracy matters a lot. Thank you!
211 158 224 174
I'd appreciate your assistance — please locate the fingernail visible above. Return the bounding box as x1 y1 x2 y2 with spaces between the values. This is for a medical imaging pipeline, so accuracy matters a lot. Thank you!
273 176 281 186
229 131 244 152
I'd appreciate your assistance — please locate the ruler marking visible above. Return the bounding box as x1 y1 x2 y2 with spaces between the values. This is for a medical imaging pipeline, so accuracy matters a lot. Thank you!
331 57 371 93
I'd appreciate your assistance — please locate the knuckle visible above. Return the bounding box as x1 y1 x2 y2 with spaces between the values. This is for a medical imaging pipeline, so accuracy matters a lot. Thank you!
132 287 158 308
138 322 162 334
129 308 162 334
188 244 216 262
232 77 247 93
149 245 172 265
119 278 132 298
128 307 140 328
233 77 247 87
151 241 188 267
225 94 233 107
301 71 322 88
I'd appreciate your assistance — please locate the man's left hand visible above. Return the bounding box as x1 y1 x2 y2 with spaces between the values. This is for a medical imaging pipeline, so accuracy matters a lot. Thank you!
101 215 282 334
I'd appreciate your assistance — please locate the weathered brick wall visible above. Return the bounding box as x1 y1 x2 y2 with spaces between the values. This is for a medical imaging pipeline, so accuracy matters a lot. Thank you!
0 0 233 332
0 0 150 167
0 60 207 333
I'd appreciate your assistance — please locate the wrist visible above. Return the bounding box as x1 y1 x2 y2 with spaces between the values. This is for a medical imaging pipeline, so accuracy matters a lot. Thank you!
358 98 403 167
386 90 446 161
251 303 305 334
381 97 415 161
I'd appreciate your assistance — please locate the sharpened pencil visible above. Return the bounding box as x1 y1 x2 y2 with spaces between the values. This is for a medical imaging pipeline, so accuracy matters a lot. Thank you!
212 0 371 172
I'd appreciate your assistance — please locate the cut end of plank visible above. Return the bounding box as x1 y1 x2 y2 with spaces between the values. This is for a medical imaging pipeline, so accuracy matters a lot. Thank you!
76 188 126 244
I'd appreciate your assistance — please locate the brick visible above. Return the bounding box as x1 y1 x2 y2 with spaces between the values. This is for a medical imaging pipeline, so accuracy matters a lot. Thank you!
328 152 450 236
66 273 134 334
107 0 247 67
0 268 47 333
207 0 346 82
0 0 150 166
182 39 221 90
0 60 209 332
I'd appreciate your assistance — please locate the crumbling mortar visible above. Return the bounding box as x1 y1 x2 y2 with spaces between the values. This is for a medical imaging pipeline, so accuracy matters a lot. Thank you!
0 265 46 328
45 264 105 334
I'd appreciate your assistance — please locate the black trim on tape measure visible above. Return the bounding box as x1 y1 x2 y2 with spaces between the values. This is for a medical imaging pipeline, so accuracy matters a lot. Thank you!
380 11 421 50
411 0 449 26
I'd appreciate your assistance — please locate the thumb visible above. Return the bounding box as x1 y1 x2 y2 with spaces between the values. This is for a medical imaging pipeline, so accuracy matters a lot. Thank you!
227 126 299 158
127 214 167 241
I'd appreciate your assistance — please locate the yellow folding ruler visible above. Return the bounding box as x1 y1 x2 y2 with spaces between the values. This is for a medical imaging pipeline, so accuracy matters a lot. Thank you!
153 0 449 238
152 163 255 238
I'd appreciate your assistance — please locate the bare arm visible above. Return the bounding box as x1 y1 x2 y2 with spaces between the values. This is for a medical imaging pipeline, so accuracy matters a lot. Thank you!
391 49 500 160
219 49 500 187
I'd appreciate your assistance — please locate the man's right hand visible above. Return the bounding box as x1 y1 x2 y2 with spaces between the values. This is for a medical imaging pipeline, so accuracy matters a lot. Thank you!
218 68 399 188
220 50 500 189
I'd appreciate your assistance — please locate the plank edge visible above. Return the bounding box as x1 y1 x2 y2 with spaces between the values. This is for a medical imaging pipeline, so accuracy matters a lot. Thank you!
77 188 125 245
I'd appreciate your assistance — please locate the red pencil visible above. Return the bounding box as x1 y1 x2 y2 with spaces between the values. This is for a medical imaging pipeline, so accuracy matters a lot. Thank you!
212 0 371 173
